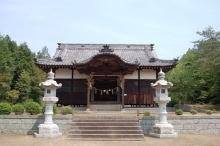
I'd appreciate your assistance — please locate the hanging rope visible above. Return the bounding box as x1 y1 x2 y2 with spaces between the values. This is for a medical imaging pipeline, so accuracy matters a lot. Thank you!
93 87 119 95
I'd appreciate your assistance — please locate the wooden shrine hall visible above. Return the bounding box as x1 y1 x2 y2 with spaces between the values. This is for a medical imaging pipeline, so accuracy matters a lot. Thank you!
35 44 176 110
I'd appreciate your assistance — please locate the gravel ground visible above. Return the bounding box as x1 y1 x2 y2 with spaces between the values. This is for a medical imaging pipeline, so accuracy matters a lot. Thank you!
0 134 220 146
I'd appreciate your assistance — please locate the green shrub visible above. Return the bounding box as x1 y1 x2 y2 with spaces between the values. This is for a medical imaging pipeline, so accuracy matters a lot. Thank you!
42 104 58 114
167 98 179 107
53 104 58 114
25 101 42 115
23 99 34 107
205 110 214 115
190 109 198 115
0 103 12 115
61 106 72 115
144 111 151 116
6 90 20 104
175 109 183 115
12 104 25 115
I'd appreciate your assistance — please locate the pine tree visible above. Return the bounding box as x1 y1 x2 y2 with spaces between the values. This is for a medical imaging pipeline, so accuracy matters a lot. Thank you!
36 46 51 59
14 71 31 102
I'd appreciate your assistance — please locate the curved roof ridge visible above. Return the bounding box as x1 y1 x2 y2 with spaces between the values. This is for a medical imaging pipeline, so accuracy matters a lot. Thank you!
35 43 176 70
74 52 139 65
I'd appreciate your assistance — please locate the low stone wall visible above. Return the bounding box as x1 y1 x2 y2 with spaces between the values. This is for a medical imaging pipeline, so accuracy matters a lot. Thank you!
0 115 72 134
123 107 175 113
1 114 220 135
140 115 220 135
175 104 208 112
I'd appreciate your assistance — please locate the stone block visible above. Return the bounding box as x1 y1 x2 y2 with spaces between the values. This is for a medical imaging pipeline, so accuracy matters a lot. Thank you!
35 123 62 138
173 125 183 130
199 119 220 124
215 124 220 128
149 123 177 138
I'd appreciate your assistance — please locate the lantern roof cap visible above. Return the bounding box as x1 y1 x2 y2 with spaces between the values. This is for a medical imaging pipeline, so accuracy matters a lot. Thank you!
151 69 173 88
39 69 62 88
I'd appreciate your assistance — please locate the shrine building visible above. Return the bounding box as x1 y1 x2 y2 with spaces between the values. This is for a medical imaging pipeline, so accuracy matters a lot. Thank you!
35 43 176 110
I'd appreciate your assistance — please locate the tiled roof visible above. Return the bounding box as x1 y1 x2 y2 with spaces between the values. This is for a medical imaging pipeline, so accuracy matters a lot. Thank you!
36 44 176 67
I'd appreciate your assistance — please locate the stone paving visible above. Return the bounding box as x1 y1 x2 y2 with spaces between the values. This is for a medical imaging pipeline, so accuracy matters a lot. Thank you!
0 134 220 146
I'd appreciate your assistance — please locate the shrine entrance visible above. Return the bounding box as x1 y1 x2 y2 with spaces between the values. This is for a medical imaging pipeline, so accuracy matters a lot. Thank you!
74 53 139 109
91 76 121 103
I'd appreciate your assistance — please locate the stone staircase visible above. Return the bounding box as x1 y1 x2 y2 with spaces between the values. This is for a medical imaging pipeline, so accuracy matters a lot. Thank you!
68 115 144 140
89 104 122 111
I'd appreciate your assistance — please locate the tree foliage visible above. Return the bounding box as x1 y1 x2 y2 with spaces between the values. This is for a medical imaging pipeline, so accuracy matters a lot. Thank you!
36 46 51 59
14 71 31 102
167 27 220 104
0 34 46 104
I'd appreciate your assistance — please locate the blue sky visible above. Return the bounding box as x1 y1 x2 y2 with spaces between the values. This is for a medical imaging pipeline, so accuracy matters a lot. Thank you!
0 0 220 59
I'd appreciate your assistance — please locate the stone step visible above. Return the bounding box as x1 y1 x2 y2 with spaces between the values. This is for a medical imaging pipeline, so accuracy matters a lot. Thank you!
72 120 138 122
68 134 144 140
69 130 143 134
89 104 122 111
69 115 144 140
71 122 139 126
73 116 138 120
71 126 142 130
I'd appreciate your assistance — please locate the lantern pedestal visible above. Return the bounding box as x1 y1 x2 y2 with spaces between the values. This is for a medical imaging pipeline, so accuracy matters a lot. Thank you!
150 123 177 138
35 97 62 138
34 69 62 138
149 101 177 138
35 123 62 138
150 69 177 138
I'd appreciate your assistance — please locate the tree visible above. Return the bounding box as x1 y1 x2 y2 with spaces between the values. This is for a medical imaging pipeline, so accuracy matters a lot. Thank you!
14 71 31 102
36 46 51 59
29 66 46 103
167 49 199 104
167 27 220 104
6 90 20 104
195 27 220 103
0 35 14 101
0 34 46 104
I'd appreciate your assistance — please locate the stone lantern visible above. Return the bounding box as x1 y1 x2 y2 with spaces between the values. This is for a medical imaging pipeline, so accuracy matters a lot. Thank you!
149 69 177 138
35 69 62 138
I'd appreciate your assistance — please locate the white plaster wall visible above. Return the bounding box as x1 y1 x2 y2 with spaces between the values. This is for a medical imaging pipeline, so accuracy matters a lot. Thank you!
124 70 138 79
55 69 72 79
124 69 156 79
55 69 88 79
140 69 156 79
74 70 87 79
55 69 154 79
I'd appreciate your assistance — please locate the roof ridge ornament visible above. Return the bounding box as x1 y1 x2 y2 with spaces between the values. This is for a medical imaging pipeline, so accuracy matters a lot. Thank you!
149 57 157 62
150 44 154 51
55 57 62 61
99 44 114 53
134 58 139 64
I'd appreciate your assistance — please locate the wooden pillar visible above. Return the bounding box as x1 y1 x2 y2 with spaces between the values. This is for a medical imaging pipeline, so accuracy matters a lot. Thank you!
117 78 120 103
119 75 125 108
91 86 95 102
156 68 160 79
138 69 141 107
71 68 74 106
86 74 93 111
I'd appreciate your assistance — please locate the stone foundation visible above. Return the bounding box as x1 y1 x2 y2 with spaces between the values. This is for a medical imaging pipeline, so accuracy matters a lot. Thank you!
0 115 72 134
0 115 220 135
139 115 220 135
